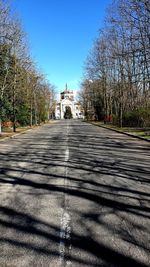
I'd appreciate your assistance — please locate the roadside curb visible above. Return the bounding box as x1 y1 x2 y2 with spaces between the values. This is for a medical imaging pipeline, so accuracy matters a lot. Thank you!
86 121 150 143
0 121 54 142
0 128 33 142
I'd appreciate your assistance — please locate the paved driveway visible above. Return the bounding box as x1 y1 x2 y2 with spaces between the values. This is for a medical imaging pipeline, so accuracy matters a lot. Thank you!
0 120 150 266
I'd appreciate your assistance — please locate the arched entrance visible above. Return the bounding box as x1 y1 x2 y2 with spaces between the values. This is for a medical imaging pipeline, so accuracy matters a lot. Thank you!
64 106 72 119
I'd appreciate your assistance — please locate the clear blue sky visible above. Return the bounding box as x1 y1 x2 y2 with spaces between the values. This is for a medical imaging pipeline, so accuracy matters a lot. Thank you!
12 0 111 92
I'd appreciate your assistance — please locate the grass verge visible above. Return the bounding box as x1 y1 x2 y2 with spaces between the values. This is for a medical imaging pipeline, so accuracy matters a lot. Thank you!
87 121 150 140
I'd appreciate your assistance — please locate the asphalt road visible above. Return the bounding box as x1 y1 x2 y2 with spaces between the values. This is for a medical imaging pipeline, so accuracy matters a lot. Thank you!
0 120 150 267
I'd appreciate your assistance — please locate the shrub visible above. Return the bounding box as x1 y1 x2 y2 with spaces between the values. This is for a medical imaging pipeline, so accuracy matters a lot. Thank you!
122 107 150 127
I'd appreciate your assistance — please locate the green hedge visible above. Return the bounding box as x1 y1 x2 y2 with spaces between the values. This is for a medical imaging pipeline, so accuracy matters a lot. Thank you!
113 107 150 127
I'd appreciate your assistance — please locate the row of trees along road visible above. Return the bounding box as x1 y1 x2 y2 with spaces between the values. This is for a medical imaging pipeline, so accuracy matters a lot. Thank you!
0 0 56 133
80 0 150 127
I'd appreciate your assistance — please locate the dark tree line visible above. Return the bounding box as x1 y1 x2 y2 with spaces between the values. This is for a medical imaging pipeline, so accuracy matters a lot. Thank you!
80 0 150 127
0 0 55 133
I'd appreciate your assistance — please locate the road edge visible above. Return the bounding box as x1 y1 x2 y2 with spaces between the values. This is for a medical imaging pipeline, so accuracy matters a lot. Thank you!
85 121 150 143
0 121 53 142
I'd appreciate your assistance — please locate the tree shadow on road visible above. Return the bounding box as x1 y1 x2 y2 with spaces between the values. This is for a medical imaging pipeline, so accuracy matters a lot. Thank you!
0 205 149 267
0 121 150 266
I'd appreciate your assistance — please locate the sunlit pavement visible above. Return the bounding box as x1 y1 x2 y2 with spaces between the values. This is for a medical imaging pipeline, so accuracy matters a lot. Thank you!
0 120 150 267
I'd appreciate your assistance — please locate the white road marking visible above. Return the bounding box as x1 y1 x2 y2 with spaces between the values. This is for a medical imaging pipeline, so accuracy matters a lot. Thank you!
59 123 72 266
65 148 69 162
59 209 71 265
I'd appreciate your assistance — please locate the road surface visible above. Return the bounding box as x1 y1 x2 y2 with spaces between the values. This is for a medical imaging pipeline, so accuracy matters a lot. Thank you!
0 120 150 267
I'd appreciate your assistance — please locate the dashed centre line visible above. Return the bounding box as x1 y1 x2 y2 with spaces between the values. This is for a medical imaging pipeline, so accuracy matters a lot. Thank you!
59 123 71 266
65 148 69 162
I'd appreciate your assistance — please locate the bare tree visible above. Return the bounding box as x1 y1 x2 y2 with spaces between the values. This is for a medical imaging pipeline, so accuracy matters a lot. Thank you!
82 0 150 127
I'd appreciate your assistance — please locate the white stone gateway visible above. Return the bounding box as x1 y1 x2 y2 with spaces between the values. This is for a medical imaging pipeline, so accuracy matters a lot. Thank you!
55 85 84 119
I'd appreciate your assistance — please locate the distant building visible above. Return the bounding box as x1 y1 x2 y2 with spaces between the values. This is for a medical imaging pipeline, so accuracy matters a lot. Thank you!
55 84 84 119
